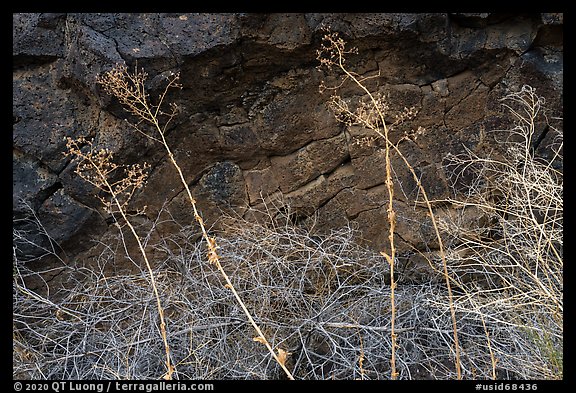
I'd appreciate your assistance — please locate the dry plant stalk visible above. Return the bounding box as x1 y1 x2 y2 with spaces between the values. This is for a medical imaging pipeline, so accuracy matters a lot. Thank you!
63 137 175 379
317 30 461 379
97 64 294 380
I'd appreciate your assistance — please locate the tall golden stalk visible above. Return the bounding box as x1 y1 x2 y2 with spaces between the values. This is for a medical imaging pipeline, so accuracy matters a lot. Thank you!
97 64 294 379
317 31 461 379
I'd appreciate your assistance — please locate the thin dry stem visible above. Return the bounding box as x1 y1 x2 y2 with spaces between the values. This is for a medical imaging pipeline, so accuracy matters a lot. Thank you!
317 29 401 381
97 64 294 379
64 137 175 379
317 30 461 379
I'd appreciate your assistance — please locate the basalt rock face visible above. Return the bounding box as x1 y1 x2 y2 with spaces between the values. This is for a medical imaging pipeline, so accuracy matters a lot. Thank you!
13 13 563 285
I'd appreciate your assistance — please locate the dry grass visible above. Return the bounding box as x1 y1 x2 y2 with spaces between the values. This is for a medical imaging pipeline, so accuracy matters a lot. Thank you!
13 172 562 379
9 205 469 379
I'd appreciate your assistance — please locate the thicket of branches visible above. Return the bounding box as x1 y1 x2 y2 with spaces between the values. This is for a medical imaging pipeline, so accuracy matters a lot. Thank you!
13 32 562 380
439 85 563 379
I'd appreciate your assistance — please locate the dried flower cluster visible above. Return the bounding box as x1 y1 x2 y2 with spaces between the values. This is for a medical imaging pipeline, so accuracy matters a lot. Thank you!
64 136 150 215
316 30 359 75
97 64 181 141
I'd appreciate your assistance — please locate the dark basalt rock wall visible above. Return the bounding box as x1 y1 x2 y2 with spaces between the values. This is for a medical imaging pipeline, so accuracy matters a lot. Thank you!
13 13 563 282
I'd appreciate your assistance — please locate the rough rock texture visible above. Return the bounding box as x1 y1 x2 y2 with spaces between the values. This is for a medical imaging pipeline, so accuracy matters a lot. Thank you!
13 13 563 285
